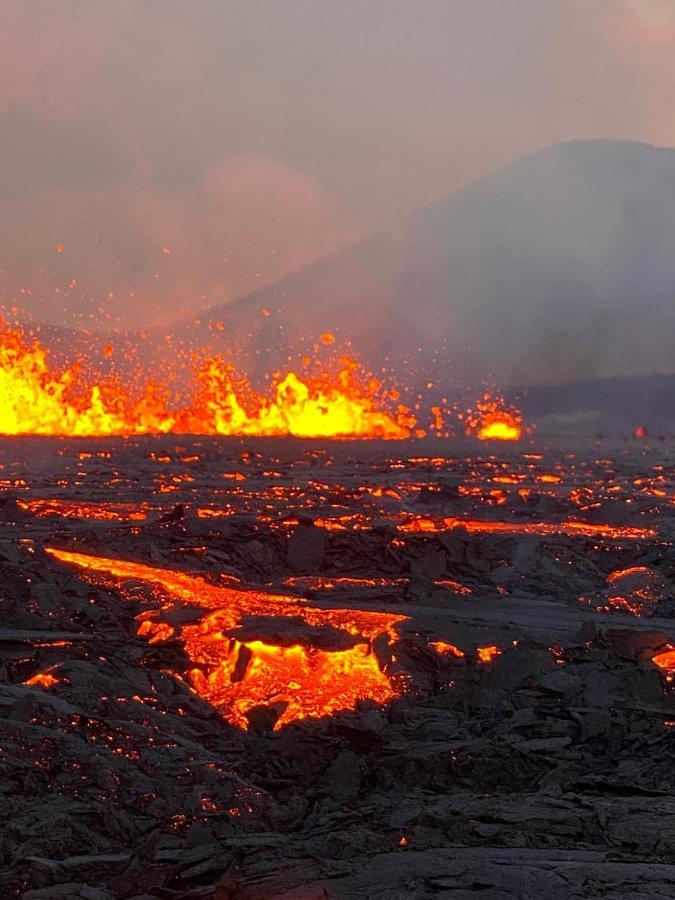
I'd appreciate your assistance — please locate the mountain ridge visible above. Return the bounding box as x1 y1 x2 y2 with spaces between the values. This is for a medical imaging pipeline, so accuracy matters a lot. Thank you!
177 138 675 387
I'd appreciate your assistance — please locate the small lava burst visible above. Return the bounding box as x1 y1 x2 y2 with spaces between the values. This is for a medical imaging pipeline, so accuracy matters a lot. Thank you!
46 548 407 730
463 392 524 441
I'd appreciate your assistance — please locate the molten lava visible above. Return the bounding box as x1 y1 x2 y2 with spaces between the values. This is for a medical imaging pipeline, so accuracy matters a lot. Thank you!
18 498 149 522
46 548 406 729
398 516 656 540
652 647 675 677
464 393 523 441
476 645 501 664
0 320 412 439
598 566 667 617
24 669 61 688
430 641 465 658
179 356 414 439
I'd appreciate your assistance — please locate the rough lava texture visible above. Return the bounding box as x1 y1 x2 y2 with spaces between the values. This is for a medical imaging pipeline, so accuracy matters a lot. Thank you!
0 435 674 898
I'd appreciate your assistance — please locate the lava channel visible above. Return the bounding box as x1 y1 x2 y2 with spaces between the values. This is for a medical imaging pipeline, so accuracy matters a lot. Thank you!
46 548 407 730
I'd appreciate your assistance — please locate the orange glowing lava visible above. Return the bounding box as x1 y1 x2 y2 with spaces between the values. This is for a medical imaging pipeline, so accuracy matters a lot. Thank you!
46 548 406 729
0 320 413 439
597 566 665 616
283 575 408 590
18 498 149 522
398 516 656 540
652 647 675 679
24 669 60 688
464 393 523 441
476 645 501 664
430 641 465 658
179 356 414 439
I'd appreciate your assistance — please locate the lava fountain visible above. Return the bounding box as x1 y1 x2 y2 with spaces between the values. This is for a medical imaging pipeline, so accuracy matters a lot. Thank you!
0 319 526 439
0 320 414 439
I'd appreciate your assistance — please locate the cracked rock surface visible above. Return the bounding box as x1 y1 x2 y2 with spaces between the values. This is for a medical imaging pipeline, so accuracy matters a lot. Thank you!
0 435 673 898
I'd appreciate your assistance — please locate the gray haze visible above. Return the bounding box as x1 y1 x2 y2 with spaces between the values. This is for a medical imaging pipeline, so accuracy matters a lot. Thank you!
2 0 675 334
181 139 675 386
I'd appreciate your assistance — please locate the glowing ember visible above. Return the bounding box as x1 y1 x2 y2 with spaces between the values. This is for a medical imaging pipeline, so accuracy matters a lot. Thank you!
0 320 413 439
46 548 406 729
463 393 523 441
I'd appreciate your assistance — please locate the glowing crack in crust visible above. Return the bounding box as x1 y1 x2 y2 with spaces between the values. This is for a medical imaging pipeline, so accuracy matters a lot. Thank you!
46 548 407 730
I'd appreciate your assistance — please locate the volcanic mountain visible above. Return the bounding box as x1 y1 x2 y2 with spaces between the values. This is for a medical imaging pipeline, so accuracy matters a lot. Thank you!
182 139 675 388
19 139 675 432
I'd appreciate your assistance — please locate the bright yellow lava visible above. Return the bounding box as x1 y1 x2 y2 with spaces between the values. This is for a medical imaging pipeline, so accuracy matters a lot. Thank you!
0 319 413 439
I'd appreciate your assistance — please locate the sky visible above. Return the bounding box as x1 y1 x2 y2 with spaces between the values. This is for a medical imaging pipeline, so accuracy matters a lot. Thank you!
2 0 675 328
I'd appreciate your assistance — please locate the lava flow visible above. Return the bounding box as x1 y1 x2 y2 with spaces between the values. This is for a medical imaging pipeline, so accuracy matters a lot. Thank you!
397 516 656 540
18 499 149 522
46 548 406 729
0 320 413 439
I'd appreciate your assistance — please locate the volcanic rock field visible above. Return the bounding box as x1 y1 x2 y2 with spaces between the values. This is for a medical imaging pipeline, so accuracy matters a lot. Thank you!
0 435 674 899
